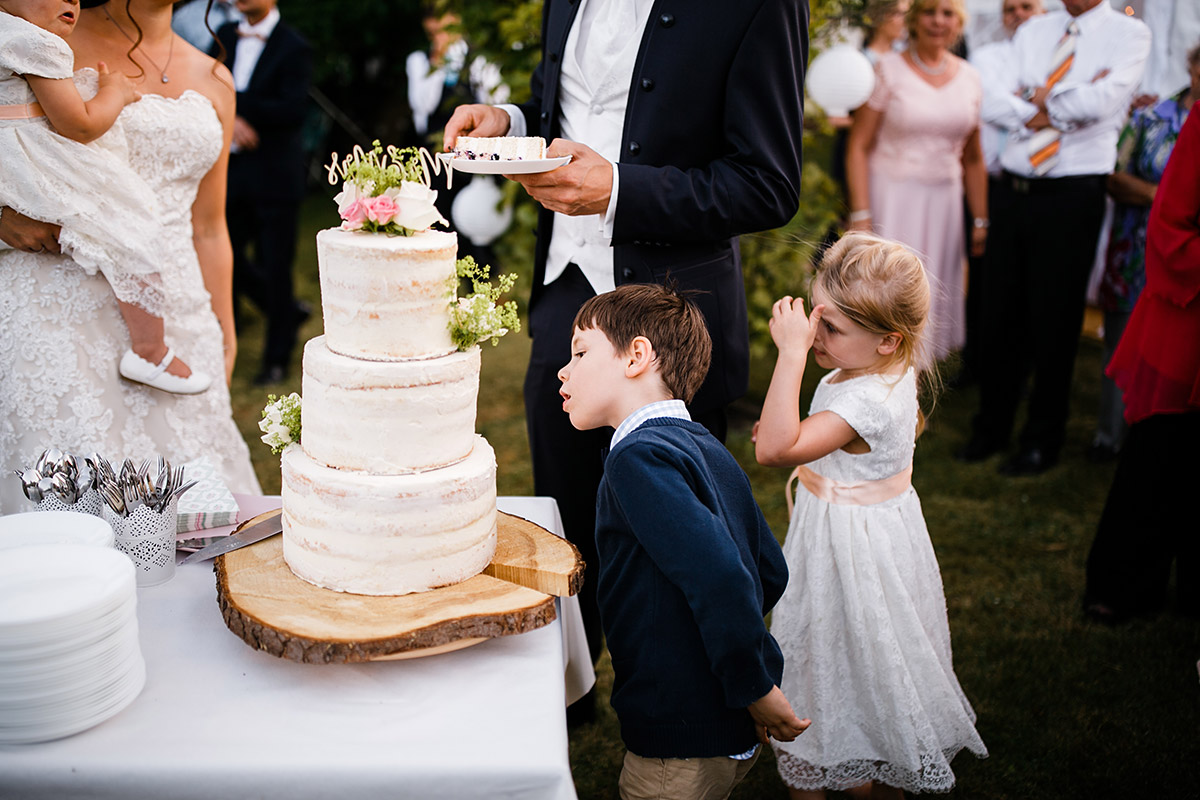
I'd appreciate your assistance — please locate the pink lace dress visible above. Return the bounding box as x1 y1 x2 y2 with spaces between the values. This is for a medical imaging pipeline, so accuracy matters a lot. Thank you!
866 51 981 360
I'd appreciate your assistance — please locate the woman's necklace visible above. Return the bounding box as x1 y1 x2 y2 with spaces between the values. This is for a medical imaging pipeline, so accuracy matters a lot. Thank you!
102 6 174 84
908 45 948 77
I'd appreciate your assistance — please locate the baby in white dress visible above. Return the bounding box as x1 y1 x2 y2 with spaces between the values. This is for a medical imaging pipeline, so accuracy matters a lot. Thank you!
0 2 208 394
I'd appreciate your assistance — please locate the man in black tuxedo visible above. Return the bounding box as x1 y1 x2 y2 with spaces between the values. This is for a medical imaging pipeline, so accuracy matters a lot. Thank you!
216 0 312 385
446 0 808 719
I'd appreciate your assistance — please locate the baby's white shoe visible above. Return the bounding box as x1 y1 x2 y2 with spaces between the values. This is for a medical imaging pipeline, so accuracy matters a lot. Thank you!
119 348 212 395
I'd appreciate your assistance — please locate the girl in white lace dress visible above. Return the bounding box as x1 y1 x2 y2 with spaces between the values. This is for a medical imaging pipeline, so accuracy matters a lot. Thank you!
756 233 986 797
0 3 207 393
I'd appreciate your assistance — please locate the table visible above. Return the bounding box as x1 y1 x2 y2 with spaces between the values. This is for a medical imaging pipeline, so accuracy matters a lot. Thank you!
0 497 591 800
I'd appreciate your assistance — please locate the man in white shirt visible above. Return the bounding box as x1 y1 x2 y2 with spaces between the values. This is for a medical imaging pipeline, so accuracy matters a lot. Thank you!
958 0 1149 476
444 0 808 722
216 0 311 386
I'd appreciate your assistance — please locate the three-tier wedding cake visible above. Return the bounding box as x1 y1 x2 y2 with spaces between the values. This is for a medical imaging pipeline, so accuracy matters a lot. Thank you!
275 144 516 596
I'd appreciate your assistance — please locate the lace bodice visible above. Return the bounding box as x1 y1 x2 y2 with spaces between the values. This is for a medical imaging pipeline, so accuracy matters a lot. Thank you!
806 368 918 483
867 52 981 184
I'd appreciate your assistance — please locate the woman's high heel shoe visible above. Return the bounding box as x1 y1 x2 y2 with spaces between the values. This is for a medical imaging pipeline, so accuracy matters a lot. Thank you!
119 348 212 395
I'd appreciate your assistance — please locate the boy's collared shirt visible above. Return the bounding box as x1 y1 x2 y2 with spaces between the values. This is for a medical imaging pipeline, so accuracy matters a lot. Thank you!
611 399 690 449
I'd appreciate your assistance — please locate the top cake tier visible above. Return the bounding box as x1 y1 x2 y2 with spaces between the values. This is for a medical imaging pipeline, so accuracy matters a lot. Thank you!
316 228 458 361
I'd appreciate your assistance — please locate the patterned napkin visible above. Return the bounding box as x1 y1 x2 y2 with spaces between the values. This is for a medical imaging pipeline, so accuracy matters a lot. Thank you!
176 457 240 533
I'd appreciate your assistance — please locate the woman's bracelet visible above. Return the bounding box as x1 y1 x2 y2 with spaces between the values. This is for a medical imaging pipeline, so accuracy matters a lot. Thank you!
973 217 989 229
848 209 872 223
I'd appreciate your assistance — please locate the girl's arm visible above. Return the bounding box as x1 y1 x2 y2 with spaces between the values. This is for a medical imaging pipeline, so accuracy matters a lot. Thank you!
844 104 882 231
26 63 139 144
960 127 988 257
755 297 859 467
192 67 238 384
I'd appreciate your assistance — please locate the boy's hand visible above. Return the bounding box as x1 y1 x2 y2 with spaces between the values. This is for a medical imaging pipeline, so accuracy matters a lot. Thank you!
748 686 810 744
768 296 824 357
97 62 141 106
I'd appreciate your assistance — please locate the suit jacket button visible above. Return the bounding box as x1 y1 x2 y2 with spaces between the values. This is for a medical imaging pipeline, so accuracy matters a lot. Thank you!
549 52 559 63
622 268 635 280
641 78 655 91
628 141 640 155
659 13 675 27
540 111 550 122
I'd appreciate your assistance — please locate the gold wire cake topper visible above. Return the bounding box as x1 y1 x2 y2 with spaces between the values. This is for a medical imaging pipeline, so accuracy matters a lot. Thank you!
325 142 447 236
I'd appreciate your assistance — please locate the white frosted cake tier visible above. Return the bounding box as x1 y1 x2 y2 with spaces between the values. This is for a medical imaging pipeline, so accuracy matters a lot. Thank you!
300 337 480 475
316 227 458 361
281 437 498 596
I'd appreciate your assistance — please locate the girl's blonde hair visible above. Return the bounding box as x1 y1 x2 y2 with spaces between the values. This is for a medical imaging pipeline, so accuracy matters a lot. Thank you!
815 232 930 372
814 232 939 430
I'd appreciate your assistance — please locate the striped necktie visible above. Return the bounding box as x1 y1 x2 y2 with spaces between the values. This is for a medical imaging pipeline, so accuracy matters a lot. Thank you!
1027 21 1080 176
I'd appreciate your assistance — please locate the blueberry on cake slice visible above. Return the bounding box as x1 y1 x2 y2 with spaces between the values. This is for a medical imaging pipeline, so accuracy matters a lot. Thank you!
452 136 547 161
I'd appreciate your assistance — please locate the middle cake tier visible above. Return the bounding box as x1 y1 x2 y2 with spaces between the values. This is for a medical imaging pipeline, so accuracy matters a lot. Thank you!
300 336 480 475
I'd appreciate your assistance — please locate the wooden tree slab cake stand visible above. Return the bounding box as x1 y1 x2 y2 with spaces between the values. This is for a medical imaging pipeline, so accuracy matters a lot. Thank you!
215 511 584 664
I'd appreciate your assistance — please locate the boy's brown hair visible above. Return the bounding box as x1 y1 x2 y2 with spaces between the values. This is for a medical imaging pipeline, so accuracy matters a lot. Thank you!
573 284 712 404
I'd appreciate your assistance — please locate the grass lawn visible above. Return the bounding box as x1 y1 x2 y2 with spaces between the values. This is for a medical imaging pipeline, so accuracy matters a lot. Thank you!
230 195 1199 799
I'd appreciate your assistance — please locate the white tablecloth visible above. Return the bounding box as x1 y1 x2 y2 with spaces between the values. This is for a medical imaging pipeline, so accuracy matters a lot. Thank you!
0 497 591 800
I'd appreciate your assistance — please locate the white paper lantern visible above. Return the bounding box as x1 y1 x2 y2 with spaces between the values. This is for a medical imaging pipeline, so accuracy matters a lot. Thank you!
805 45 876 118
451 177 513 247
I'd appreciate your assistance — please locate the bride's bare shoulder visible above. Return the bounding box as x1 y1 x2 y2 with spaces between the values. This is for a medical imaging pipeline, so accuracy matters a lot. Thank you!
173 39 235 110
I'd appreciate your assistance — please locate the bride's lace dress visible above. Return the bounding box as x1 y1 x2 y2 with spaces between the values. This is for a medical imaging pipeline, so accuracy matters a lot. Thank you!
0 75 261 513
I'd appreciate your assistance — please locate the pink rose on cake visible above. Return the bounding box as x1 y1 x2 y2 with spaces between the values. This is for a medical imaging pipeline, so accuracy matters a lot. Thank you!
327 140 447 237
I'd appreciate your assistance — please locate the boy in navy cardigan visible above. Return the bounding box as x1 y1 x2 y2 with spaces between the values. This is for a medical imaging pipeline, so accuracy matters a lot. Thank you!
557 284 809 799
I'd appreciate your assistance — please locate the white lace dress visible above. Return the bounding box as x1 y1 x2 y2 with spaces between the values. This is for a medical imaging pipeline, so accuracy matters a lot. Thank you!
0 70 260 513
771 369 986 793
0 12 168 314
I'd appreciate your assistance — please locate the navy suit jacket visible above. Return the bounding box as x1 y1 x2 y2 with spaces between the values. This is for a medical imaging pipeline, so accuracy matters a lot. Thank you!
518 0 808 412
216 19 312 202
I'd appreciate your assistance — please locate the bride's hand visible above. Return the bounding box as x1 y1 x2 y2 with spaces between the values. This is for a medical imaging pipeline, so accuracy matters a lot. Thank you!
0 207 61 254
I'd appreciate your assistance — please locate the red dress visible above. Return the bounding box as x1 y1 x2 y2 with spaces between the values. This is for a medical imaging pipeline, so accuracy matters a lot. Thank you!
1107 105 1200 423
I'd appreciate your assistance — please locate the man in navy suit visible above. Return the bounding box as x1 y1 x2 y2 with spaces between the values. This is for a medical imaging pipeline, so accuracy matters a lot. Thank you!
217 0 311 385
446 0 808 720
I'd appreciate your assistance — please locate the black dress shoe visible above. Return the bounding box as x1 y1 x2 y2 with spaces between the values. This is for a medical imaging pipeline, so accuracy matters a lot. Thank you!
955 436 1003 463
998 447 1057 476
253 365 288 386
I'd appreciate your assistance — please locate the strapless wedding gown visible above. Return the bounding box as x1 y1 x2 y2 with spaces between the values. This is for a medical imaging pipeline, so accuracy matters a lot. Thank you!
0 76 261 513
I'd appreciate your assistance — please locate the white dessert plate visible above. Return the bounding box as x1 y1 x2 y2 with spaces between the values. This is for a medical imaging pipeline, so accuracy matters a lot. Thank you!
0 511 114 550
437 152 572 175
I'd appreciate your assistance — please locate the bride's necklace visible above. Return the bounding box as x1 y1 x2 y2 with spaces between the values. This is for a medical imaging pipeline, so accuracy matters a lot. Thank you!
908 45 948 76
102 6 174 84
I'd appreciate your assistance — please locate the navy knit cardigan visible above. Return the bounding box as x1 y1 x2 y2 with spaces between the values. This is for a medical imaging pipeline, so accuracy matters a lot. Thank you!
594 418 788 758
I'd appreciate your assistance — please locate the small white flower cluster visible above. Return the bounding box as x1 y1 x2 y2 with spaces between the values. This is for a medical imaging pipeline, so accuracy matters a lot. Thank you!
259 393 302 455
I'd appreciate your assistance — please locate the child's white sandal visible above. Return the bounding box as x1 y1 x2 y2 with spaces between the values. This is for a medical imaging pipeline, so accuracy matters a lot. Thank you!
119 348 212 395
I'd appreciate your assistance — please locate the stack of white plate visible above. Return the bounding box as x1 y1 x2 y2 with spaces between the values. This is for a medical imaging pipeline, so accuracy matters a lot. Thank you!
0 511 115 550
0 544 145 744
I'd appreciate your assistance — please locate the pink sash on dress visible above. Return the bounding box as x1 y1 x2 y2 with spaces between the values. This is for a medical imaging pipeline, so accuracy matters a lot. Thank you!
786 464 914 516
0 102 44 120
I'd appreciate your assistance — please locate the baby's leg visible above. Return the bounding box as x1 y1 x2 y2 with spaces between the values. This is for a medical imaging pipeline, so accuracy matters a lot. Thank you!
116 300 191 378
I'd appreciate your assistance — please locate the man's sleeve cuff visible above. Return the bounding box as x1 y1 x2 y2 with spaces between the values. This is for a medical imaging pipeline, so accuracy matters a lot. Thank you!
497 104 526 137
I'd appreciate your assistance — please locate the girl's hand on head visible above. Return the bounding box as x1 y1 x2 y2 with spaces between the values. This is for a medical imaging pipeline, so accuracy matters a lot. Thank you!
97 62 141 106
769 296 825 356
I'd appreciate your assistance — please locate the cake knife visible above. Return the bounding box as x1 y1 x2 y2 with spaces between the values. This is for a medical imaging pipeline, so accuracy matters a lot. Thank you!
178 509 283 565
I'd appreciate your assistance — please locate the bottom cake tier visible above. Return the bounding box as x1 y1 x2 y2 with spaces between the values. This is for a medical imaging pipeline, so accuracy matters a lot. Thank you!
280 437 498 596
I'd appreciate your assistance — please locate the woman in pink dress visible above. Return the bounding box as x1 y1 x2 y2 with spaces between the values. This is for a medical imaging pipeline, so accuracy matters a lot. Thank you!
846 0 987 362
